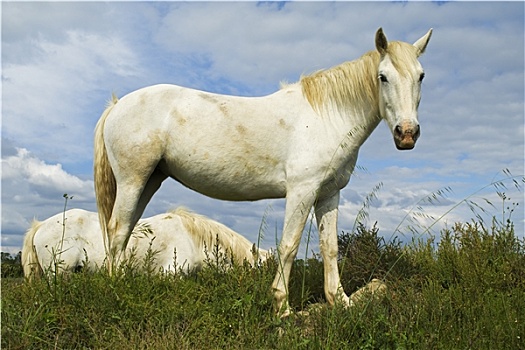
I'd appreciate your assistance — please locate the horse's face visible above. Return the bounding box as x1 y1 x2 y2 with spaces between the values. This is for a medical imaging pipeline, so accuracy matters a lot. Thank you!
375 28 432 150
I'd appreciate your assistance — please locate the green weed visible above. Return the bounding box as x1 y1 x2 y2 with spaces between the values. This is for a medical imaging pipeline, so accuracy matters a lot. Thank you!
2 175 524 349
3 217 523 349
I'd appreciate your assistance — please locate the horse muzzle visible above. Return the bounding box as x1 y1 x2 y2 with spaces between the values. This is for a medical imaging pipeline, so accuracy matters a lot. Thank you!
394 123 420 150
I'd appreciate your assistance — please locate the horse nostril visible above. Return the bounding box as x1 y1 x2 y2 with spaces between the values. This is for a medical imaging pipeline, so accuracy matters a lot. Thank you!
395 125 403 136
414 125 421 139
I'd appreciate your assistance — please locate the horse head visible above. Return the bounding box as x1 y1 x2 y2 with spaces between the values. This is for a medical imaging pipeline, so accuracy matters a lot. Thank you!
375 27 432 150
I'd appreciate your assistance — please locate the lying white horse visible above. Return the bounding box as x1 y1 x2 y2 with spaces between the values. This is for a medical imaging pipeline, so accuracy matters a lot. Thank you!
22 208 268 279
94 28 432 316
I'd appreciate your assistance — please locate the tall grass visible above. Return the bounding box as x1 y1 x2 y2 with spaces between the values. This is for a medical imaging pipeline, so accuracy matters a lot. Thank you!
2 174 524 349
3 215 524 349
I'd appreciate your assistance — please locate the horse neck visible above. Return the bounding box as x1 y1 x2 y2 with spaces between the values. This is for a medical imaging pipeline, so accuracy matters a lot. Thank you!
301 51 382 135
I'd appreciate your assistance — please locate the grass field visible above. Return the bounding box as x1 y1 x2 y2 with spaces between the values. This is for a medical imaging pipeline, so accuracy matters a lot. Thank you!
2 216 524 349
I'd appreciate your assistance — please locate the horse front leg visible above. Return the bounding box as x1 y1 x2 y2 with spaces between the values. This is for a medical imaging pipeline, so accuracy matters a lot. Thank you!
314 191 350 307
272 189 317 317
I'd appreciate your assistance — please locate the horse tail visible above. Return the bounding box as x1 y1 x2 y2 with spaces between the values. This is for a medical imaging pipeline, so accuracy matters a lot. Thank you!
94 94 119 258
22 219 44 280
172 207 257 266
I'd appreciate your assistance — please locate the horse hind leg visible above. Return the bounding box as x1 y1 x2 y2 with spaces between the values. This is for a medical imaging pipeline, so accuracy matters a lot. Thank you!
133 168 168 224
107 185 143 268
108 168 167 268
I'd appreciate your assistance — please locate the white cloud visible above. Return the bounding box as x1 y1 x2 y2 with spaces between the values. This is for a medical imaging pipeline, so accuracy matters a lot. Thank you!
2 148 93 199
153 2 381 93
2 27 142 165
1 148 96 253
1 1 523 256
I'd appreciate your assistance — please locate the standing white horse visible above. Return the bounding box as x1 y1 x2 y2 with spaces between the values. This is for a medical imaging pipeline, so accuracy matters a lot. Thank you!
94 28 432 316
22 208 268 279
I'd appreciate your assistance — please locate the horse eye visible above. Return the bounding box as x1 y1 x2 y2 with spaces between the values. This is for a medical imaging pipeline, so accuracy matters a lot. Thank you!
379 74 388 83
419 72 425 82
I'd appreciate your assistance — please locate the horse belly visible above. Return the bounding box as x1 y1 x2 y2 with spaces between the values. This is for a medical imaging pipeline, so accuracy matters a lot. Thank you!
160 153 287 201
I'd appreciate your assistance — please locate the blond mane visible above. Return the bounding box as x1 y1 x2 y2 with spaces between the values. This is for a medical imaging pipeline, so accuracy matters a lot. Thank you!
300 50 379 115
300 41 419 115
168 207 261 265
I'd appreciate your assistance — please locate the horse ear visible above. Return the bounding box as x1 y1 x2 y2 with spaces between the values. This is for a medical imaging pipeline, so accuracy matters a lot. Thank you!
375 27 388 55
413 28 433 57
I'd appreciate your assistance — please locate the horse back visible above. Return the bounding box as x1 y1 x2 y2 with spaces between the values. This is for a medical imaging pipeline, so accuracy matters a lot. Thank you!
103 84 319 201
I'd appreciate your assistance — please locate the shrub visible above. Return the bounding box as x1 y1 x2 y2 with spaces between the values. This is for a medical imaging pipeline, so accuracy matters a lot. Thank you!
1 252 23 279
337 223 418 293
2 218 523 349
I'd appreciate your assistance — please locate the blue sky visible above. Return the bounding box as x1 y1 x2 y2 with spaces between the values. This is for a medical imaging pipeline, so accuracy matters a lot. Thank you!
2 1 524 255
